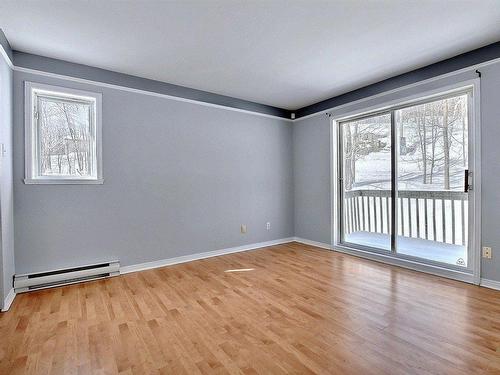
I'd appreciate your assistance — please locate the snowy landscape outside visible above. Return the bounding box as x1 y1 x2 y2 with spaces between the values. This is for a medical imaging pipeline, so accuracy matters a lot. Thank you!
38 95 95 177
341 93 469 266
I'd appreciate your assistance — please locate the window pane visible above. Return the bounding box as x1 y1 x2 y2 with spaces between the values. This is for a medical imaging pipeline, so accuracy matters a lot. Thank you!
38 96 94 177
341 113 392 251
396 94 469 267
397 95 468 191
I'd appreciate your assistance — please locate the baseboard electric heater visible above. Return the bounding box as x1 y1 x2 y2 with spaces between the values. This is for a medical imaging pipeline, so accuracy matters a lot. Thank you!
14 260 120 293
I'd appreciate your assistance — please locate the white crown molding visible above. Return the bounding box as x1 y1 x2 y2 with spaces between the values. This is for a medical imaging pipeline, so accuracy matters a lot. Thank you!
5 41 500 124
295 56 500 122
1 289 16 312
120 237 295 274
1 40 291 122
5 34 500 124
13 65 293 122
0 43 13 69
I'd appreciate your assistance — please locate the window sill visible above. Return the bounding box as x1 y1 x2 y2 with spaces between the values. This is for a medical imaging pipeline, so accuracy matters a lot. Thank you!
24 178 104 185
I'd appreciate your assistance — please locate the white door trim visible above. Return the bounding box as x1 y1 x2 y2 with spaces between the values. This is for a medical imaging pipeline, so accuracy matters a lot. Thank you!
469 78 482 284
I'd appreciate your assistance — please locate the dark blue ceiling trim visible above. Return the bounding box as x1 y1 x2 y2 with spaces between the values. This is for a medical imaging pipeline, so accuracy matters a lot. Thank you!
295 41 500 118
13 51 292 119
0 29 13 62
9 35 500 119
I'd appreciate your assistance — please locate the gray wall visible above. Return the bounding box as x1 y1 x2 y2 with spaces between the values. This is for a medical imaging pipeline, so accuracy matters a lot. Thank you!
293 64 500 282
9 52 500 284
0 51 15 306
478 61 500 281
292 114 331 244
13 71 293 274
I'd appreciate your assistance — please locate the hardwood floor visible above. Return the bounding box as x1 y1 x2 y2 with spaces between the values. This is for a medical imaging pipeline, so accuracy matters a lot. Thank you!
1 242 500 374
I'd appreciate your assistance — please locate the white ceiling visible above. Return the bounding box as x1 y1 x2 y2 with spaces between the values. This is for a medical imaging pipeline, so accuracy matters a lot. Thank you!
1 0 500 110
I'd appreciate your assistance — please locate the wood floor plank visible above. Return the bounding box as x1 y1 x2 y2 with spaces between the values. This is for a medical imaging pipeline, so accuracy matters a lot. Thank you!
1 242 500 374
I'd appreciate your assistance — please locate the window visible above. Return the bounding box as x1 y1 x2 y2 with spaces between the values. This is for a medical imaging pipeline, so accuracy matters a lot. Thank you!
25 82 102 184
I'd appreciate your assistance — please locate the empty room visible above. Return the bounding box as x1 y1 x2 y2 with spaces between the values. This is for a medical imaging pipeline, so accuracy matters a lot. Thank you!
1 0 500 373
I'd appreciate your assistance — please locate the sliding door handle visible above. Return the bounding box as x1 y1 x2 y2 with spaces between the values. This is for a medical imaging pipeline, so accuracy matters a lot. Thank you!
464 169 472 192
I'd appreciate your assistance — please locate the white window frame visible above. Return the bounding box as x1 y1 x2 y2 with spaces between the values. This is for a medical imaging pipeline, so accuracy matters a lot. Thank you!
24 82 103 184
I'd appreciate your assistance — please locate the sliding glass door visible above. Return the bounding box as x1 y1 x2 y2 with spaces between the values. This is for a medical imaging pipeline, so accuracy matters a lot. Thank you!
339 89 472 271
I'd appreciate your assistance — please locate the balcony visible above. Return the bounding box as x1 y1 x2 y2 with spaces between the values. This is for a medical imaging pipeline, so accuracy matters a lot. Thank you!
343 189 468 267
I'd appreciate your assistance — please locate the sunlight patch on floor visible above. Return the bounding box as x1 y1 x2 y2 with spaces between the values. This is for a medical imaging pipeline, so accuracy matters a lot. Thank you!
224 268 255 273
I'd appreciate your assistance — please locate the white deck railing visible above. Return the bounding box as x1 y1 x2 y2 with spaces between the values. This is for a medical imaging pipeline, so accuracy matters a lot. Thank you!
344 189 468 246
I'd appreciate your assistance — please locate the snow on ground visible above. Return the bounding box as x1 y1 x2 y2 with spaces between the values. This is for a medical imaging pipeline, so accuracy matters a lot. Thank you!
351 148 466 191
344 144 469 265
345 231 467 267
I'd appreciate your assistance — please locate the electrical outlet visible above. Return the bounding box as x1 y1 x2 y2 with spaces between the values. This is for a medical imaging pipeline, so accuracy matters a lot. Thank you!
240 224 247 234
482 246 492 259
266 222 271 230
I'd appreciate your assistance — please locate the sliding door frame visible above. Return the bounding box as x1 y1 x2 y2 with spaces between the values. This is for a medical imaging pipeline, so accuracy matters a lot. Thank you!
337 110 393 254
331 78 481 284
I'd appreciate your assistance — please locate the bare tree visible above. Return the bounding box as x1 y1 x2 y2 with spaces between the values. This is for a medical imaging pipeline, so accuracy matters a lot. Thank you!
443 100 450 189
38 99 91 176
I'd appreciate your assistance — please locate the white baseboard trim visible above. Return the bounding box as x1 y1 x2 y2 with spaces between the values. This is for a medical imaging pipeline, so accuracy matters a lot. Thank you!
120 237 295 274
480 278 500 291
292 237 332 250
2 289 16 312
